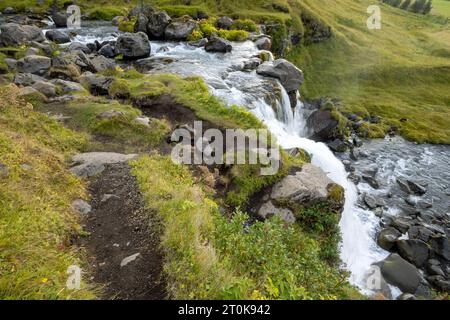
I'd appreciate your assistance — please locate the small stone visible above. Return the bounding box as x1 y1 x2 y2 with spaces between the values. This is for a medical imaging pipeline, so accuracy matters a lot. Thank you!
72 199 92 215
120 253 140 267
407 180 427 195
0 163 9 178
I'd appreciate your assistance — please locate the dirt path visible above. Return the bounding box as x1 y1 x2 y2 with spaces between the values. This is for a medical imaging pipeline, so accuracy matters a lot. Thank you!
79 162 166 300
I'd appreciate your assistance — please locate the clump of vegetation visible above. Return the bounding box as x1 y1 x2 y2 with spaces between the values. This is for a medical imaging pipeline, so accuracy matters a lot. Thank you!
118 17 136 32
131 155 361 300
87 7 126 20
0 85 95 299
230 19 258 32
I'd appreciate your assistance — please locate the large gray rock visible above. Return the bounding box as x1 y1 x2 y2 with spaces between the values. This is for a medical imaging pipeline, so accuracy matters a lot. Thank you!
215 16 234 30
0 23 45 46
16 55 51 76
407 180 427 195
45 29 70 44
115 32 150 59
307 109 338 141
14 73 46 86
205 36 232 53
397 239 429 267
90 55 116 73
379 253 420 294
147 11 171 39
50 79 87 94
258 201 296 224
70 152 138 178
98 44 117 58
32 81 58 98
377 228 401 251
255 36 272 50
164 16 197 41
68 42 92 54
256 59 304 93
134 13 149 33
271 163 344 211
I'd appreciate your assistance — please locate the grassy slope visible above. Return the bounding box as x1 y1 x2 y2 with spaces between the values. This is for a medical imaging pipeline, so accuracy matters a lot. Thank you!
0 85 96 299
433 0 450 16
288 0 450 144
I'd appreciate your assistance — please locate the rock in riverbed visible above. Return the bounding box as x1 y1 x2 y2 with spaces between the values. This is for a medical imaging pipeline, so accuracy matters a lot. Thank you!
378 253 421 294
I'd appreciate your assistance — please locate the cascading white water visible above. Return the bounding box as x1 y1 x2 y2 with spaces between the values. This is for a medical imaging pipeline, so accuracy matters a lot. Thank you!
64 24 390 294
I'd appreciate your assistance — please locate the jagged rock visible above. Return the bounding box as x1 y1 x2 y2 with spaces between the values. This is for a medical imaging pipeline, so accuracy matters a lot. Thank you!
397 293 417 300
408 225 434 243
271 163 344 211
13 73 46 86
307 109 338 141
68 42 92 54
427 263 445 277
362 175 380 189
328 139 347 152
45 29 70 44
52 12 68 28
134 13 149 33
407 180 427 195
377 227 401 251
431 236 450 261
391 216 414 233
164 16 198 41
72 199 92 215
147 11 171 39
258 201 296 224
216 16 234 30
397 239 429 267
16 55 51 76
50 79 87 94
98 44 117 58
205 36 232 53
189 38 208 47
79 73 114 96
90 55 116 73
32 81 58 98
396 178 412 194
379 253 421 294
256 59 304 93
70 152 138 178
0 23 45 46
243 57 262 71
255 36 272 50
115 32 151 59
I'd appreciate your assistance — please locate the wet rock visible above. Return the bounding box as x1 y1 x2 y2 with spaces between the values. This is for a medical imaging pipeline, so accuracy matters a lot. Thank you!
32 81 58 98
68 42 92 54
350 149 359 161
362 175 380 189
427 275 450 292
255 36 272 51
256 59 304 93
3 7 16 14
70 152 138 178
353 136 363 147
45 29 70 44
348 173 361 184
408 225 434 243
205 36 232 53
431 236 450 261
342 160 354 172
215 16 234 30
379 253 421 294
397 178 412 194
189 38 208 47
98 44 117 58
16 55 51 76
404 195 417 207
147 11 171 39
115 32 151 60
427 263 445 277
396 239 429 267
79 73 114 96
407 180 427 195
328 139 347 153
377 227 401 251
165 16 197 41
307 109 338 141
14 73 46 86
0 23 45 46
52 11 68 28
258 201 296 224
90 55 116 73
391 216 414 233
364 194 385 209
72 199 92 215
397 293 417 300
134 13 149 33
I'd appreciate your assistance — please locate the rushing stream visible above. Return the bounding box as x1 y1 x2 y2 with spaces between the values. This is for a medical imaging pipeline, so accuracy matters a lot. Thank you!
47 22 449 297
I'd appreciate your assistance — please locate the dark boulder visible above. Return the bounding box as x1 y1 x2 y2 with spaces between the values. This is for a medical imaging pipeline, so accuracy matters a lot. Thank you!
115 32 150 59
3 7 17 15
45 29 70 44
98 44 117 58
391 216 414 233
147 11 171 39
256 59 304 93
328 139 347 153
52 12 68 28
377 228 401 251
164 16 197 41
68 42 92 54
379 253 421 294
431 236 450 261
79 73 114 96
215 16 234 30
396 239 429 267
16 55 51 76
396 178 412 194
307 109 338 141
90 55 116 73
205 36 232 53
134 13 149 33
407 180 427 195
362 175 380 189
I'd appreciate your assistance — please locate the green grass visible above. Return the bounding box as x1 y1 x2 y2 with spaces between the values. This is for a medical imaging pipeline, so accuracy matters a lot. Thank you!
286 0 450 144
0 85 96 299
131 154 361 300
433 0 450 17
